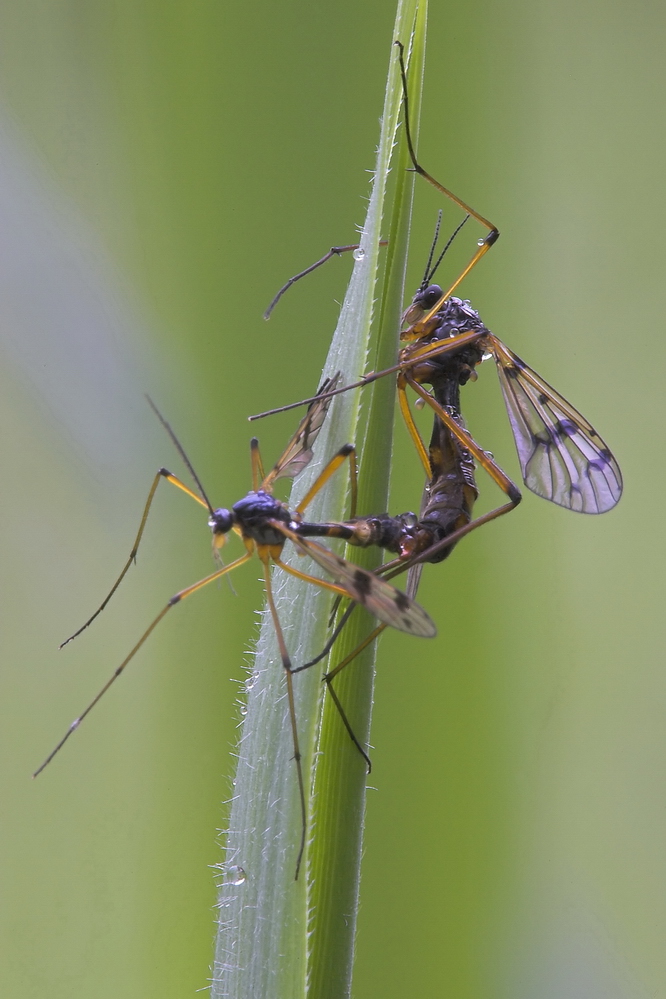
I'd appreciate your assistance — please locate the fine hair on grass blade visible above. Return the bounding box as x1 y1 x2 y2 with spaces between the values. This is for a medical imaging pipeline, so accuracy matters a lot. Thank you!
212 4 427 998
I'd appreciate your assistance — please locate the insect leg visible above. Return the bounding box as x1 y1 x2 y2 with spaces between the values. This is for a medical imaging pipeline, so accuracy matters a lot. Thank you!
404 374 523 506
34 552 253 778
291 600 358 673
395 39 499 326
261 558 307 881
250 438 265 491
295 444 357 517
60 468 211 648
248 328 488 424
263 241 388 320
397 378 432 475
273 557 352 600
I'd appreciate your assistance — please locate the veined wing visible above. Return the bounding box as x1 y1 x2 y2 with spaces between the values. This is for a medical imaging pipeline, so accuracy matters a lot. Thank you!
262 372 341 488
490 335 622 513
275 523 436 638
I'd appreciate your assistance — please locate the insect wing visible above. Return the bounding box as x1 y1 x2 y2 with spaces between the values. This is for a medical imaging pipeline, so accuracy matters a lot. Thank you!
262 372 342 488
490 336 622 513
280 527 436 638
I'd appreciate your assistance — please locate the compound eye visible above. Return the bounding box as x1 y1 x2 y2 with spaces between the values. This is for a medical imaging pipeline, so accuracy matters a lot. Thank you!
420 284 443 310
209 508 233 534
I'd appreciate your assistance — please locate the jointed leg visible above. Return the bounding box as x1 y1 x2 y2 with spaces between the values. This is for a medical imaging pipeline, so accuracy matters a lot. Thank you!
404 374 522 505
263 241 388 321
35 552 252 778
261 560 307 881
295 444 357 518
60 468 210 648
397 379 432 475
395 40 499 328
273 557 352 601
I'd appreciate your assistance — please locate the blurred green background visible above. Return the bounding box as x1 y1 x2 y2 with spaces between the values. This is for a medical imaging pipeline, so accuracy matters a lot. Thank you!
1 1 664 997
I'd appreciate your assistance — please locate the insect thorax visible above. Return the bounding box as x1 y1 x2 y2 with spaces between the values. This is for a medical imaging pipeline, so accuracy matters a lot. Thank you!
232 491 291 545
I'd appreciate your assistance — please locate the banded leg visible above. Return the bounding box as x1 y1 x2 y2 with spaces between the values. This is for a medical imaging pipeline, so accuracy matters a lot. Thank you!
34 552 252 778
395 39 499 328
60 468 210 648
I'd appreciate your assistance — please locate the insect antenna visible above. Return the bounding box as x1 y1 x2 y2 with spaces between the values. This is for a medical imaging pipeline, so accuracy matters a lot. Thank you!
425 213 471 286
419 210 443 290
145 395 215 516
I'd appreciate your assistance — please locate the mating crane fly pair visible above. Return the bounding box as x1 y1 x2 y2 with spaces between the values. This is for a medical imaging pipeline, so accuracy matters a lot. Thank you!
35 38 622 879
246 38 622 761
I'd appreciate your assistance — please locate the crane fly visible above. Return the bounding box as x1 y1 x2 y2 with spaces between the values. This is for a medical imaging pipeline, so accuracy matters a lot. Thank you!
284 289 622 761
287 289 622 763
294 343 506 766
245 36 622 767
253 35 621 515
34 375 436 878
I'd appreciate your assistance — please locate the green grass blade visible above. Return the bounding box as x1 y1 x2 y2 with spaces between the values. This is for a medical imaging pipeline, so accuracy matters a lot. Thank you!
212 4 426 997
305 9 427 999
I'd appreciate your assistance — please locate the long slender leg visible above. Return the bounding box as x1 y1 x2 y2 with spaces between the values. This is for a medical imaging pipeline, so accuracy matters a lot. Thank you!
324 677 372 773
301 486 520 767
322 494 521 686
298 616 383 774
263 241 388 321
60 468 210 648
248 326 489 423
261 559 307 881
395 40 499 326
288 599 378 772
34 552 253 778
397 381 432 475
273 557 352 601
403 375 522 504
295 444 357 516
291 601 358 673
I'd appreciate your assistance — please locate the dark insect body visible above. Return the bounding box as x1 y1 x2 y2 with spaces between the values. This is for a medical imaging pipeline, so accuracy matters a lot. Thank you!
293 346 502 766
35 376 435 878
292 288 622 765
254 40 622 516
257 36 620 763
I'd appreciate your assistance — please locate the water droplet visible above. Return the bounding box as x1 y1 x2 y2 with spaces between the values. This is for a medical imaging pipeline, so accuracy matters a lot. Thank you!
226 866 246 886
218 864 246 886
352 247 365 261
414 397 426 410
246 671 259 691
239 704 248 717
477 237 485 247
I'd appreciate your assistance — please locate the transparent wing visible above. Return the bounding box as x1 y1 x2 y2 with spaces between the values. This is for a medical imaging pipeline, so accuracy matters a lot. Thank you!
276 524 436 638
262 372 341 488
490 335 622 513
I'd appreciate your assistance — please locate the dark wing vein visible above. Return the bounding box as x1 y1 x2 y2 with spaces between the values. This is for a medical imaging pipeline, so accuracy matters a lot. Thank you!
262 372 341 488
490 336 622 513
275 524 436 638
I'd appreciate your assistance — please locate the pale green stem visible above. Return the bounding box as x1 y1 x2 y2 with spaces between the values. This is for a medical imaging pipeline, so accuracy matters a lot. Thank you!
212 4 427 998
